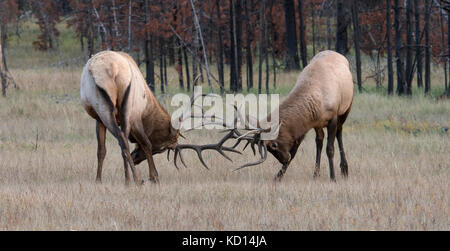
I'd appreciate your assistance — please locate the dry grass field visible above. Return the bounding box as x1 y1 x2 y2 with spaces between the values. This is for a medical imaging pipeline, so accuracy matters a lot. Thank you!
0 22 448 230
0 64 448 231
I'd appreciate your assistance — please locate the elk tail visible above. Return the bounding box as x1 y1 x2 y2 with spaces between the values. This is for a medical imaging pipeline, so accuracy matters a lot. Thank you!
96 85 117 116
120 84 132 119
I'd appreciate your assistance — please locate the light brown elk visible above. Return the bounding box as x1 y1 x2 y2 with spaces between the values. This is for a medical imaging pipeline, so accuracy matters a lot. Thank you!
266 50 353 181
81 51 181 185
176 51 354 181
81 51 243 185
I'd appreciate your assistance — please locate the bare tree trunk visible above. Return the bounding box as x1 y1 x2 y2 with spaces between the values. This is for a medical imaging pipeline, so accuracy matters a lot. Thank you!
311 1 316 56
336 0 349 55
145 35 155 92
183 45 191 91
264 2 269 94
405 0 413 95
215 0 225 93
414 0 423 88
230 0 236 92
127 0 132 51
327 10 332 50
447 0 450 96
160 39 165 94
192 33 198 87
424 0 431 94
199 58 204 83
439 1 448 92
352 0 362 93
80 34 85 52
163 45 168 88
258 0 265 94
229 0 242 92
93 3 111 50
395 0 406 95
0 38 5 97
168 38 176 66
298 0 308 68
190 0 213 92
0 22 8 73
244 0 253 91
283 0 300 70
86 0 95 58
111 0 120 40
177 41 184 91
0 23 15 97
144 0 155 91
272 49 276 89
386 0 394 95
269 0 276 89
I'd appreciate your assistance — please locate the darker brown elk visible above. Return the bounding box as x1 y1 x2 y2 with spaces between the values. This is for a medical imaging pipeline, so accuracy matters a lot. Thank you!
80 51 210 185
176 51 354 181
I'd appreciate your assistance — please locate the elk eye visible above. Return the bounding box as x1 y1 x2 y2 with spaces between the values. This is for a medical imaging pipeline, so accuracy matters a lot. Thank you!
270 142 278 149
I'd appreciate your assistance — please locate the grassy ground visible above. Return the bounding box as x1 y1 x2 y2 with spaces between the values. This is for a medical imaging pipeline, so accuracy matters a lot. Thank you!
0 21 448 230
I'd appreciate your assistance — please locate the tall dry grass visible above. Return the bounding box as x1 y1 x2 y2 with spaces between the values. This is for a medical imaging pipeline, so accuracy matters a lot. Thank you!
0 65 448 230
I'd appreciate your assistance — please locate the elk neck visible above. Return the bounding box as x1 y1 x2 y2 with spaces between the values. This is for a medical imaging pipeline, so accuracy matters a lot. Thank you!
277 90 319 143
141 88 174 147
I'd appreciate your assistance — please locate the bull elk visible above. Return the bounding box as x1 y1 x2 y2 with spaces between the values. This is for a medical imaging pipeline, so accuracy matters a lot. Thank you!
80 51 221 185
176 51 354 181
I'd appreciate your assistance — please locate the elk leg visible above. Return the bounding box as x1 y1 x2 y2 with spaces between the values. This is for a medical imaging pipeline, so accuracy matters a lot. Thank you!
274 140 301 181
275 163 290 182
93 91 142 185
326 117 338 182
337 108 351 178
132 122 159 184
96 121 107 183
120 155 130 186
104 118 142 185
313 128 324 179
119 125 143 185
336 125 348 178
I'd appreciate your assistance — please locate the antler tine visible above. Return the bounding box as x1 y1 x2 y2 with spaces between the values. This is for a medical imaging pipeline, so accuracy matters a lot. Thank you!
233 141 268 172
241 139 257 156
236 129 262 140
173 129 243 169
174 148 189 169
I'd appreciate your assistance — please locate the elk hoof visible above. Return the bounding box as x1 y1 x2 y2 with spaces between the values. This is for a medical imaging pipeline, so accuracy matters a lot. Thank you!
313 172 320 179
340 164 348 178
149 177 159 184
273 172 284 182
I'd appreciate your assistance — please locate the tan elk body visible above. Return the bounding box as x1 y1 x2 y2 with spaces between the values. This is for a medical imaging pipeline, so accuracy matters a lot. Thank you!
173 50 354 181
264 50 354 181
80 51 179 185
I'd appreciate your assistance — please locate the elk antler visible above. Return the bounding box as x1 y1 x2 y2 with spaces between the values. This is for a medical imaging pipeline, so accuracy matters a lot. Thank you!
173 103 269 170
233 133 268 171
173 129 242 169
